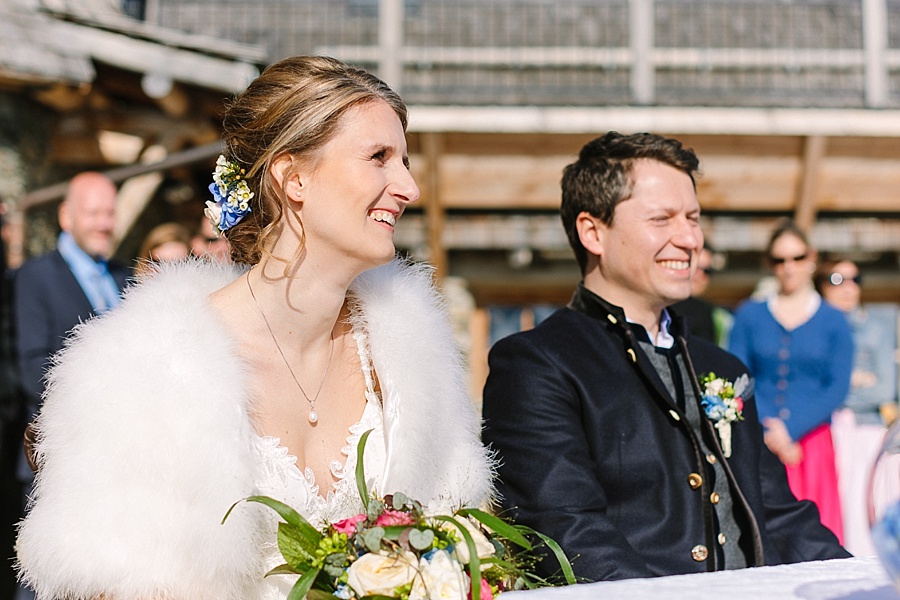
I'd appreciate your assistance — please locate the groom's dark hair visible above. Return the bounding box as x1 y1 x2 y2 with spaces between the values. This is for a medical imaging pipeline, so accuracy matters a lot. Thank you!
561 131 700 274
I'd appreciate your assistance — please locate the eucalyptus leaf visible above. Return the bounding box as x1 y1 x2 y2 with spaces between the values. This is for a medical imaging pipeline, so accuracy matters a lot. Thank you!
362 526 385 552
408 528 435 550
398 527 412 551
286 567 321 600
323 552 348 578
379 525 408 540
366 497 385 520
391 492 409 508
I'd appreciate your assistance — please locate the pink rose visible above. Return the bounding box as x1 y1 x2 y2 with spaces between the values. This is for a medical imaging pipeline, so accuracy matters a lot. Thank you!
469 578 493 600
333 514 367 534
735 397 744 412
375 509 416 527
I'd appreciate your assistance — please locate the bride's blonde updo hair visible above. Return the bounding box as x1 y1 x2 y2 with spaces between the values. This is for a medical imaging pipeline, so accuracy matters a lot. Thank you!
221 55 408 265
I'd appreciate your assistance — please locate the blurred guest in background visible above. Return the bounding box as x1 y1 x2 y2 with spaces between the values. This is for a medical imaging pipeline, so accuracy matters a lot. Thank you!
135 222 192 277
190 213 231 262
729 219 853 543
670 244 732 347
816 257 898 556
13 172 131 425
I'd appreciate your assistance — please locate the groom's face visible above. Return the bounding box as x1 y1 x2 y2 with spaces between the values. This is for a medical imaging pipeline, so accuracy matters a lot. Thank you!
595 159 703 313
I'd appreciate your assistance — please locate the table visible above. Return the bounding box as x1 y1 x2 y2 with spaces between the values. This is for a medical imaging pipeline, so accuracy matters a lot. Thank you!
510 557 896 599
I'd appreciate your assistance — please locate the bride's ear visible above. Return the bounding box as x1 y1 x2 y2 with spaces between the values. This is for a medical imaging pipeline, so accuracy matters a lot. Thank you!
270 154 304 204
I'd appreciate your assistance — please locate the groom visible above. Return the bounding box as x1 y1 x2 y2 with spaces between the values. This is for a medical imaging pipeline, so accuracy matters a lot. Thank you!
482 132 849 582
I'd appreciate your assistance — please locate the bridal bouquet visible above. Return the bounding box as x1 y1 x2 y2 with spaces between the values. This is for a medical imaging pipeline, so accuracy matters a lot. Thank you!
225 431 574 600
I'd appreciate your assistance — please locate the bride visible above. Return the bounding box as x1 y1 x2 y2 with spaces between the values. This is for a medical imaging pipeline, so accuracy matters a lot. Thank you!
16 56 494 600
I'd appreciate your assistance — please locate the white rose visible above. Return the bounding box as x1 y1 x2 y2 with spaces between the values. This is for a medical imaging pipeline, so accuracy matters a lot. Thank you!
705 378 724 395
451 517 496 564
410 550 468 600
347 551 418 598
203 201 222 234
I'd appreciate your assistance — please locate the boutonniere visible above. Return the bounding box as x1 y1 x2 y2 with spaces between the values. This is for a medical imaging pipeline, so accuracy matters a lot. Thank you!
699 372 748 458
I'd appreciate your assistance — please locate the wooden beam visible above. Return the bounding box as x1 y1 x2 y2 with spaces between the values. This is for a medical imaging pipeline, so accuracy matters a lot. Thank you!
21 141 223 211
794 135 827 232
33 82 91 112
422 132 447 279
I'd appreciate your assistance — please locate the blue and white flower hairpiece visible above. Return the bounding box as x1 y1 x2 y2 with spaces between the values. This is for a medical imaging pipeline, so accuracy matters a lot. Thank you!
205 154 254 236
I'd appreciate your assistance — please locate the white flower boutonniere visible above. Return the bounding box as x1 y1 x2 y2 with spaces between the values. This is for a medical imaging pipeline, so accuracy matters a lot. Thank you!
699 372 748 458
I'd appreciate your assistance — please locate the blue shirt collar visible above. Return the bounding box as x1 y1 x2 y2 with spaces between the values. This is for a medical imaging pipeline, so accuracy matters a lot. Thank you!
626 308 675 349
57 232 120 312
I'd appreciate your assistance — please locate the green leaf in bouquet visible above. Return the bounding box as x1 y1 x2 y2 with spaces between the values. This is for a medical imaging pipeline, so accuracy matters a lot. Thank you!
366 497 385 520
242 496 306 529
377 525 412 541
432 515 482 600
514 525 576 585
243 496 323 549
286 566 322 600
265 563 301 577
356 429 374 511
407 528 435 550
391 492 409 508
307 590 339 600
278 522 318 567
458 508 533 550
362 525 386 552
322 552 349 578
489 537 507 557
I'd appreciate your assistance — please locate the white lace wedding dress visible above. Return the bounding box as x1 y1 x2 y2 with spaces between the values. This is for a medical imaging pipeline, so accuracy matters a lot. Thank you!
250 326 386 600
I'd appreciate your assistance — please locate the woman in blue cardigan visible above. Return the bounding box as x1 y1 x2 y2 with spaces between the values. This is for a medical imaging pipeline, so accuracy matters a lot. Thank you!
729 220 853 543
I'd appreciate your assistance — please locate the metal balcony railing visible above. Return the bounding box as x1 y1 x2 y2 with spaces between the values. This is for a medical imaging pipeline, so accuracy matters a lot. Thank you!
139 0 900 109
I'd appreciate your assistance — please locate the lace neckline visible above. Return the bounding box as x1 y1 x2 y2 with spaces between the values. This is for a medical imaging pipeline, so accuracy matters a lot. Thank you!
253 322 384 523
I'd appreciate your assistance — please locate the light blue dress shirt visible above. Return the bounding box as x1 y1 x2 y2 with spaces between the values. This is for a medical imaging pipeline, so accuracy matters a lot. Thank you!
57 232 121 313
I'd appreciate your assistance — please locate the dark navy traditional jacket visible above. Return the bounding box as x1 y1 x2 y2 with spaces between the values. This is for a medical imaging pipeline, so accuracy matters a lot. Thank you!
482 283 849 582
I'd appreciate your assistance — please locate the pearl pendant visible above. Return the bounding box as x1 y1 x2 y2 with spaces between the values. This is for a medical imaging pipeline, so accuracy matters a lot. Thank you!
308 410 318 424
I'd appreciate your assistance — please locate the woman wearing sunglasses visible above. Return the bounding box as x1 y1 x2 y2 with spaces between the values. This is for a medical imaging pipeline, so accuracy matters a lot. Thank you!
816 258 899 556
729 219 853 545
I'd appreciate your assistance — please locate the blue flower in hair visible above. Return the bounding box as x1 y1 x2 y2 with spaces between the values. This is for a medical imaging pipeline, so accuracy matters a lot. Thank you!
204 155 254 236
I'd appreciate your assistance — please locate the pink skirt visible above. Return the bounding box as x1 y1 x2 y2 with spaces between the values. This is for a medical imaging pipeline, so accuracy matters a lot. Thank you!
784 423 844 544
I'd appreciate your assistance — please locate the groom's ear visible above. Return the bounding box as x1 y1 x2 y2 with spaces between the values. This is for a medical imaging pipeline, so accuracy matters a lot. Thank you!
576 211 606 259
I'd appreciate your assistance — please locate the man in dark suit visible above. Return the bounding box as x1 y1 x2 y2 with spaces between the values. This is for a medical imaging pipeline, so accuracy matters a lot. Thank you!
482 132 848 583
13 171 130 431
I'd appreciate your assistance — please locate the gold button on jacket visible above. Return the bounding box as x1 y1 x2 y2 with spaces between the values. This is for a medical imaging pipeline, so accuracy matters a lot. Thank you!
688 473 703 489
691 544 709 561
710 492 720 504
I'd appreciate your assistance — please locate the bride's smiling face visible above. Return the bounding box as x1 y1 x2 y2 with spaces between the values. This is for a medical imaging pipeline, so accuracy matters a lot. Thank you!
292 100 419 271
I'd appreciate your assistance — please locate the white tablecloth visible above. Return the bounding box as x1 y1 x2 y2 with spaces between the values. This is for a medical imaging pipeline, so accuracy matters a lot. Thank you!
511 557 895 599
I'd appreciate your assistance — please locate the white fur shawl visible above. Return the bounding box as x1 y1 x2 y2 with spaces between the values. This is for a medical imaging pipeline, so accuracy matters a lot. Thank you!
16 258 494 600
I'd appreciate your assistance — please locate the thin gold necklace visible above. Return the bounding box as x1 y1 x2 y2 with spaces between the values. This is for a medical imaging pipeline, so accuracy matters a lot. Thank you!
246 271 335 424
